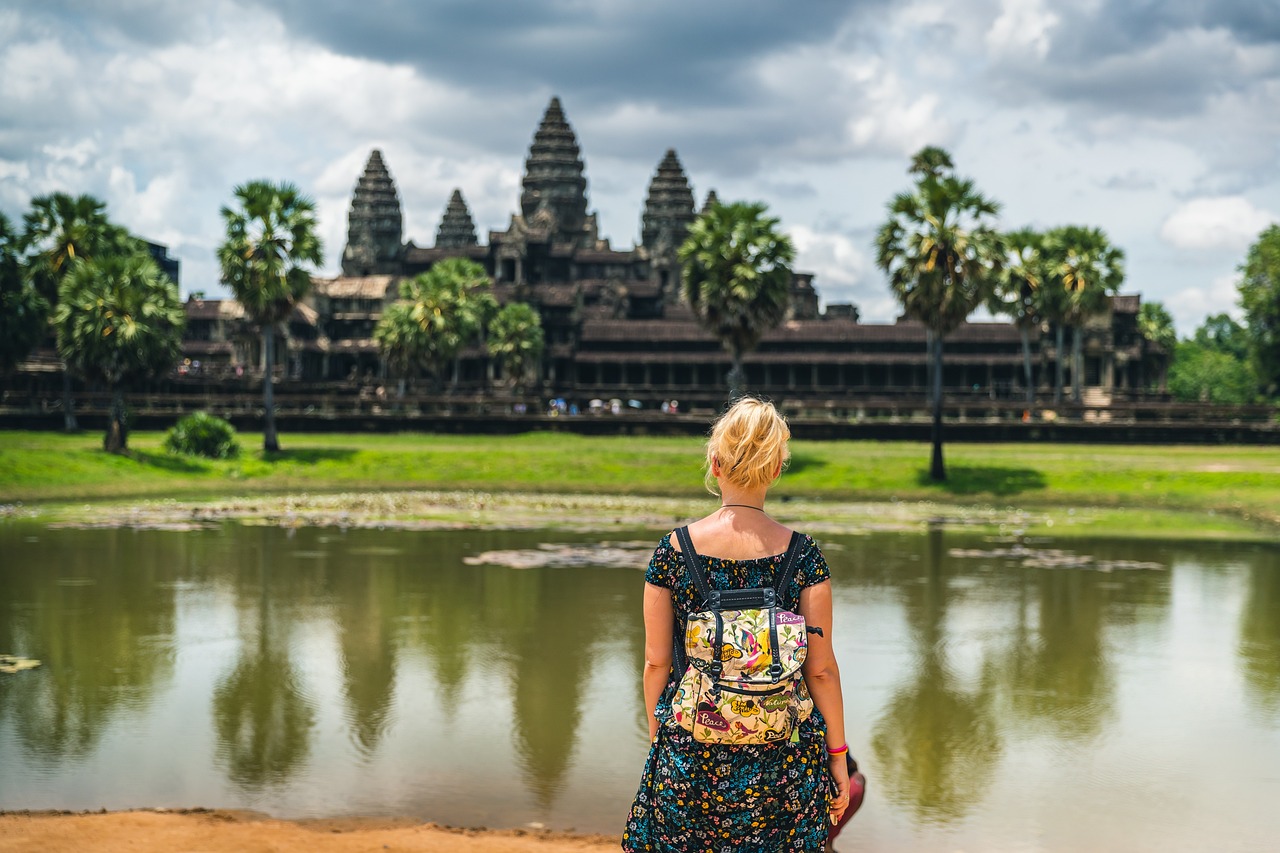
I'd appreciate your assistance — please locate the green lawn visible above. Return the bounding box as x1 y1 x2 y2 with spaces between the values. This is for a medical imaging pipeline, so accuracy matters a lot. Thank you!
2 430 1278 537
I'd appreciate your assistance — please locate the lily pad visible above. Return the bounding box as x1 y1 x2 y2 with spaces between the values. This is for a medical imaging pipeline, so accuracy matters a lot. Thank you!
0 655 42 674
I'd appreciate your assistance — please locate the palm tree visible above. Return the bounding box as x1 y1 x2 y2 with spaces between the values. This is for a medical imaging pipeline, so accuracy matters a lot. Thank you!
383 258 491 390
218 181 323 452
1043 226 1124 403
488 302 545 391
1136 301 1176 392
0 212 47 374
990 228 1046 411
678 200 795 400
20 193 126 431
373 301 425 397
53 252 185 453
876 147 1003 481
446 259 498 387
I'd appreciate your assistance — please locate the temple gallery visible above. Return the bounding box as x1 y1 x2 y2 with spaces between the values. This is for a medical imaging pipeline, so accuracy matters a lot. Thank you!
182 98 1161 402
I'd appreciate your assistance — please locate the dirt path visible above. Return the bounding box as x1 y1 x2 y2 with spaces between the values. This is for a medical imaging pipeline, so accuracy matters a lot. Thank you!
0 810 620 853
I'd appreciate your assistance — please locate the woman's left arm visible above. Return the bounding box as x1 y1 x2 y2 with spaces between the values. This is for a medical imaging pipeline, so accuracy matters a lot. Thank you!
642 582 675 741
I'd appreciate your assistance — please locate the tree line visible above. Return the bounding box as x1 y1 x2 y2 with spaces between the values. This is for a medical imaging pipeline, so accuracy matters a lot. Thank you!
686 146 1279 481
2 158 1277 468
0 182 546 455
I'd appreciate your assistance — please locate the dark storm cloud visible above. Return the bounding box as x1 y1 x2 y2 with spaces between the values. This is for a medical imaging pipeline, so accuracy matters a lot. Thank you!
11 0 197 46
1088 0 1280 51
243 0 881 107
995 0 1280 116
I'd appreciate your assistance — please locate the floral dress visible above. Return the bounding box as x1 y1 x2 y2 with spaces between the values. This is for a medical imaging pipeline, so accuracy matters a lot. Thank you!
622 533 834 853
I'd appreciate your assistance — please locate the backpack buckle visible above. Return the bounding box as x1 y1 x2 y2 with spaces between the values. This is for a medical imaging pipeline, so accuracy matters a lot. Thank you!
769 662 783 682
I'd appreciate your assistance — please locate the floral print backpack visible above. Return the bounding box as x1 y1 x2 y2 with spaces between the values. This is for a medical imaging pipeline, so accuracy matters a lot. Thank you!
669 526 816 744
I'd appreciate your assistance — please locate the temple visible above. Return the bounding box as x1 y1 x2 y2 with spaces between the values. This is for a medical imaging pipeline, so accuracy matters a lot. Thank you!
183 97 1162 401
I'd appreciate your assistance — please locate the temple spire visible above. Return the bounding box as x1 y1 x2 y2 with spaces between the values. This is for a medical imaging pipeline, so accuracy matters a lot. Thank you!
641 148 696 251
435 189 478 249
700 189 719 215
342 148 403 275
520 96 590 246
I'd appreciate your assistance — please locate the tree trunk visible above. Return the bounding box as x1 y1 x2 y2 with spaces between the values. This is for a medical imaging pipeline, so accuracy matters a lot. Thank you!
263 325 280 452
930 332 946 482
1072 325 1084 404
1054 324 1065 405
1021 325 1035 411
104 388 127 454
728 353 745 403
925 329 935 407
61 368 78 432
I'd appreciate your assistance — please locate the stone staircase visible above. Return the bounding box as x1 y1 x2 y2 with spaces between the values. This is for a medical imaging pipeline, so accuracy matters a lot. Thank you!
1082 387 1112 421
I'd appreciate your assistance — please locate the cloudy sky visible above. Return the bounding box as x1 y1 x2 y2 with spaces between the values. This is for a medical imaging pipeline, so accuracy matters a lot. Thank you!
2 0 1277 334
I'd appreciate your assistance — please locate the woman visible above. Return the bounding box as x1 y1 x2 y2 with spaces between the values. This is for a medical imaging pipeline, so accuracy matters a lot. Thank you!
623 398 851 852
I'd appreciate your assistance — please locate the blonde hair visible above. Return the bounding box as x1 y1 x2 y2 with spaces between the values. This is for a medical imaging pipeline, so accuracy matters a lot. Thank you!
704 397 791 494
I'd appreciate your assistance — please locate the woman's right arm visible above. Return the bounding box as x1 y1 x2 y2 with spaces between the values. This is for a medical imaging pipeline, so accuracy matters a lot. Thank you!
642 581 675 741
799 579 851 823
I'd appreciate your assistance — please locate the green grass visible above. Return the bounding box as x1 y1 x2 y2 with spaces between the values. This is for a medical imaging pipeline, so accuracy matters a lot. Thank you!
2 430 1278 537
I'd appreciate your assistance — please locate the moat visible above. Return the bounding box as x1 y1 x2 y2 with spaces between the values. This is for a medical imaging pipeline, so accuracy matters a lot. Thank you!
2 521 1278 851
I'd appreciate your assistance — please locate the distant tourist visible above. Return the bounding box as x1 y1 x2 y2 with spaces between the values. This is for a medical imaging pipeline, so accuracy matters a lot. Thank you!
622 397 853 851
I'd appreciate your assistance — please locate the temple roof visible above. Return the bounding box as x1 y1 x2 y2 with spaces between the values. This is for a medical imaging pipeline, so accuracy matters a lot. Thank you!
642 149 697 251
403 244 488 264
435 189 479 249
577 318 1031 346
184 298 244 321
1111 294 1140 314
343 149 403 275
312 275 398 300
520 96 590 246
701 189 719 214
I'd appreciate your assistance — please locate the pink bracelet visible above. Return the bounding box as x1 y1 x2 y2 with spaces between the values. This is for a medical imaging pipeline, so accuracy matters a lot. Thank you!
826 743 849 756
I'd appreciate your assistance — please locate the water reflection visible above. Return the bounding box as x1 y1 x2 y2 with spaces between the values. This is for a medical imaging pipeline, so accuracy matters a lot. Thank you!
212 528 316 789
871 528 1001 823
984 569 1115 741
470 552 637 805
1238 547 1280 719
0 529 174 764
2 521 1279 847
325 546 400 756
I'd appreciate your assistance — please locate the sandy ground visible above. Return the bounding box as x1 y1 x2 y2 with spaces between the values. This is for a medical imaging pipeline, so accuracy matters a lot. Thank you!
0 810 620 853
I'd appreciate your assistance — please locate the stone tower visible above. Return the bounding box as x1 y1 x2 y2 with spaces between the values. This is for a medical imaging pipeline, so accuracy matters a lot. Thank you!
435 189 479 249
641 149 696 251
342 149 403 276
700 189 719 215
642 149 697 302
519 97 591 247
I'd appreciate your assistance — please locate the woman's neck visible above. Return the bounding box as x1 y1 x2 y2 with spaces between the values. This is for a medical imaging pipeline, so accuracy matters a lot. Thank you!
717 486 769 511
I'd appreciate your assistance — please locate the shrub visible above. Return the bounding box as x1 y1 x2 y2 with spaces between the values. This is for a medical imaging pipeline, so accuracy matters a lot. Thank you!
164 412 240 459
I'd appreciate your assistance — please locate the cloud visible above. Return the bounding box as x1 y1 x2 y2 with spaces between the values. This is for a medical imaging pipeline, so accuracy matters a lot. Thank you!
1160 196 1277 251
242 0 882 108
1167 271 1244 336
986 0 1059 60
0 0 1277 341
788 224 899 317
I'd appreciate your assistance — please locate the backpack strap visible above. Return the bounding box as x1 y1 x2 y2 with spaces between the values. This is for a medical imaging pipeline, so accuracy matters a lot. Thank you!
674 526 726 677
674 525 714 607
774 531 805 604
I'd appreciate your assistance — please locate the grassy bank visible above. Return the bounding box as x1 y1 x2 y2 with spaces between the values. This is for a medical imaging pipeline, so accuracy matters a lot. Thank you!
1 430 1277 538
